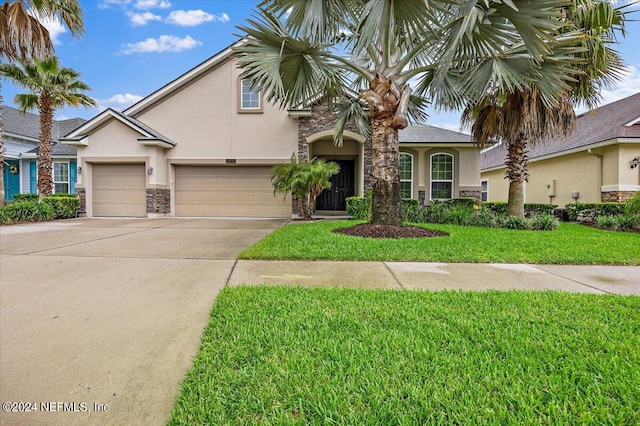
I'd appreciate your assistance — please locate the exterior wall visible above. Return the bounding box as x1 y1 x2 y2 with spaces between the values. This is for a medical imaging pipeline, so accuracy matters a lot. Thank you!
481 143 640 206
132 58 298 162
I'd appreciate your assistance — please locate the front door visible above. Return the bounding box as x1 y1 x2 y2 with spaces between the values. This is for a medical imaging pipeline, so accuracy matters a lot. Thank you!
4 160 21 201
316 159 355 211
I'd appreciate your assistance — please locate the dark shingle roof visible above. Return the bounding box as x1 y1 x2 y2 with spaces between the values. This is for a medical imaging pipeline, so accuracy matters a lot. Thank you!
27 143 77 156
2 105 87 143
400 124 471 143
481 92 640 170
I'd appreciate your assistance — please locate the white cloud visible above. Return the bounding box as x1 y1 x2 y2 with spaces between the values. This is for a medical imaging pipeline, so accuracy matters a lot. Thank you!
98 93 144 110
166 10 229 26
120 35 201 54
99 0 131 9
127 11 162 26
135 0 171 9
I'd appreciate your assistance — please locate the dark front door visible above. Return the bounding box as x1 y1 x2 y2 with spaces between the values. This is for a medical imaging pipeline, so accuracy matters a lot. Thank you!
316 159 355 211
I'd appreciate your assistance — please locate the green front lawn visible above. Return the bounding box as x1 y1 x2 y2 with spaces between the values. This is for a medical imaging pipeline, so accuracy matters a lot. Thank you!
170 287 640 425
239 220 640 265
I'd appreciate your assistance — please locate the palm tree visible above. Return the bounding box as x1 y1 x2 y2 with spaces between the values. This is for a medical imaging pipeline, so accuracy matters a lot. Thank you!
462 0 627 218
234 0 587 226
272 154 340 220
0 56 96 197
0 0 85 205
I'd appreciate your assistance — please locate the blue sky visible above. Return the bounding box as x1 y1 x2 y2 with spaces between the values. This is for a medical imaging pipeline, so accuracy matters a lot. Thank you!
2 0 639 132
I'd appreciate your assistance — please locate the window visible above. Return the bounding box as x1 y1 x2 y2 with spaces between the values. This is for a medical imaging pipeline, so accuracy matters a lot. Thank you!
53 162 69 194
399 152 413 198
430 153 453 200
481 180 488 201
240 79 261 110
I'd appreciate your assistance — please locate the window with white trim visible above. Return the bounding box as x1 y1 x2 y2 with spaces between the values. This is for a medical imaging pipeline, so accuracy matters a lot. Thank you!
240 79 261 110
481 180 488 201
53 162 69 194
399 152 413 198
430 153 453 200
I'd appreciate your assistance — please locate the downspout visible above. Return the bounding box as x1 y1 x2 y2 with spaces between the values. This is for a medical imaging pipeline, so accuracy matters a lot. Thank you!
588 149 603 202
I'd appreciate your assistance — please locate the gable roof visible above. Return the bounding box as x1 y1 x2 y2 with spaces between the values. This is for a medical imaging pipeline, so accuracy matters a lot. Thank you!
400 124 471 144
2 105 87 143
481 92 640 171
60 108 175 148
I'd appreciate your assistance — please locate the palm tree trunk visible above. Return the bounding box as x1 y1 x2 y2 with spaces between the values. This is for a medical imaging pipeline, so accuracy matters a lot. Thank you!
370 118 403 226
505 135 528 218
38 95 54 198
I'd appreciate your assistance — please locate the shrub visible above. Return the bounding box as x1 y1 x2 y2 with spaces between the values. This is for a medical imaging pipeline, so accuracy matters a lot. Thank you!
423 201 448 224
346 196 370 220
42 196 80 219
595 215 617 229
11 193 39 202
443 197 479 209
530 214 559 231
483 201 508 216
468 208 498 228
625 192 640 216
0 201 54 225
612 215 640 231
565 203 625 221
525 203 557 217
444 205 472 226
502 215 530 230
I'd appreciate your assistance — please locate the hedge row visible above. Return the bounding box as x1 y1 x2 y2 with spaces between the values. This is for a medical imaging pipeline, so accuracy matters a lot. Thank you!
564 203 625 221
1 195 80 225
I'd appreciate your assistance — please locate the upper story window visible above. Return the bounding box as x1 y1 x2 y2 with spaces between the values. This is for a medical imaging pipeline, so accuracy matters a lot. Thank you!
399 152 413 199
430 153 454 200
239 79 262 112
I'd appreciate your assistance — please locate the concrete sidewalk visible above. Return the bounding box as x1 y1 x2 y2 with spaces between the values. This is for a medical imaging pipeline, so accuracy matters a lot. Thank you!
228 260 640 295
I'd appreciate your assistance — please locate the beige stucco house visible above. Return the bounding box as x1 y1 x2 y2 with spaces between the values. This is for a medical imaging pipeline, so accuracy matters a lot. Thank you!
62 42 483 218
480 93 640 207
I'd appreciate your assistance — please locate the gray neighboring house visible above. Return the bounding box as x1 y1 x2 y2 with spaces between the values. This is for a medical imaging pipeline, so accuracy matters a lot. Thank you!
2 105 86 200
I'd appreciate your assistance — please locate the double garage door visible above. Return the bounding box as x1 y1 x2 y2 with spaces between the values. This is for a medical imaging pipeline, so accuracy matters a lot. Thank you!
174 166 290 218
91 164 289 218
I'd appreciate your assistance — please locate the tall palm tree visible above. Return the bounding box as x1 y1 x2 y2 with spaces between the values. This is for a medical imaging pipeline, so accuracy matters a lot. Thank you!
462 0 627 218
0 0 84 205
0 56 96 197
234 0 587 226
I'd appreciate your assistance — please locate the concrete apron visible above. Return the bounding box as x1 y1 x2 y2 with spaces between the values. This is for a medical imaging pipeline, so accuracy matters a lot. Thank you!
0 218 286 426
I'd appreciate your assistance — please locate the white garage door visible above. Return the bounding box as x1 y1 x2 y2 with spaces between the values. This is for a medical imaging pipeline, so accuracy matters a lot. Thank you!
92 164 146 217
175 166 290 217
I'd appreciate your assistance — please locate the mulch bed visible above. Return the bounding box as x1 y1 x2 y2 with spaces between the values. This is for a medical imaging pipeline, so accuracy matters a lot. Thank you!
332 224 449 239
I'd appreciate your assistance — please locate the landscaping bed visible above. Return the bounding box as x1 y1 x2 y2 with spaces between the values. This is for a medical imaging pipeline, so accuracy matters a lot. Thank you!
170 287 640 425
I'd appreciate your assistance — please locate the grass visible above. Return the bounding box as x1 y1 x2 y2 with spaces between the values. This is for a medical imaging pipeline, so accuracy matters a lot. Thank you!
169 286 640 425
239 220 640 265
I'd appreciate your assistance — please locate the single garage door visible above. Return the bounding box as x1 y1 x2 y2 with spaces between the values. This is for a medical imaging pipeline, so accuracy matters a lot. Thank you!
175 166 290 217
92 164 146 217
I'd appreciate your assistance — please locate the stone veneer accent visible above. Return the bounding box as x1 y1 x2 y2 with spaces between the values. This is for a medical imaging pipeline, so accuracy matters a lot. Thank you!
76 188 86 214
459 190 482 201
146 188 171 214
297 104 373 190
601 190 637 203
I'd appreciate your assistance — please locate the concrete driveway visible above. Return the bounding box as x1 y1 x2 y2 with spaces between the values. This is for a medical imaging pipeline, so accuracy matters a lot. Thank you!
0 217 287 426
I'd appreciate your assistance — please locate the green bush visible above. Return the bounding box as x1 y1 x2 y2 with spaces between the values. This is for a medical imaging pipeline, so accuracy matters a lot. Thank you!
444 205 472 226
0 201 54 225
467 208 498 228
345 196 370 220
42 196 80 219
612 215 640 231
483 201 508 216
525 203 557 217
46 192 74 198
443 197 479 209
625 192 640 216
595 215 617 229
530 214 559 231
12 193 39 202
423 201 448 224
502 216 530 230
565 203 625 221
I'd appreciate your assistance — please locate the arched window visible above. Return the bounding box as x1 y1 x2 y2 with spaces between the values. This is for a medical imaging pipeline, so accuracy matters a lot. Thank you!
400 152 413 198
430 153 454 200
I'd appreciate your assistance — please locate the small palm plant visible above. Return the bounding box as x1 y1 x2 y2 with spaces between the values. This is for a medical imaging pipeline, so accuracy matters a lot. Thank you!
272 154 340 221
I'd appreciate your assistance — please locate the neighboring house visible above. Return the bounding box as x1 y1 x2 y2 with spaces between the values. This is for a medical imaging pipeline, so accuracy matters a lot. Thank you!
61 42 483 218
2 105 85 200
480 92 640 207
